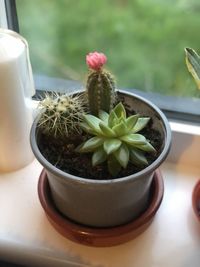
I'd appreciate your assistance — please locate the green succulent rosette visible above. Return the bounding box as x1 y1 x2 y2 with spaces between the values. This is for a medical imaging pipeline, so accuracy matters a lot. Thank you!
78 102 155 176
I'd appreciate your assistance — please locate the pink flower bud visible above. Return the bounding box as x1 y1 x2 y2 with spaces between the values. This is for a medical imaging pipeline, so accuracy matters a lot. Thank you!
86 52 107 71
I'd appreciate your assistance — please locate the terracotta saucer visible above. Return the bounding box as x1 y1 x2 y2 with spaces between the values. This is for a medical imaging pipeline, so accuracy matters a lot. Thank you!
192 179 200 221
38 169 164 247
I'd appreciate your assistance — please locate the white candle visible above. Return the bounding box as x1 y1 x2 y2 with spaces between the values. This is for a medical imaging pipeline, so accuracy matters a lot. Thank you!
0 29 35 172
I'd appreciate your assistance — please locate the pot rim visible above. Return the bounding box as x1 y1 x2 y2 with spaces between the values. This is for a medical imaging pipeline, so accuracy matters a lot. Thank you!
30 90 171 185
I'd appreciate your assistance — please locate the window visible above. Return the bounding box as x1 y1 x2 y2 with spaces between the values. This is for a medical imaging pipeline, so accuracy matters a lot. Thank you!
4 0 200 122
0 0 7 28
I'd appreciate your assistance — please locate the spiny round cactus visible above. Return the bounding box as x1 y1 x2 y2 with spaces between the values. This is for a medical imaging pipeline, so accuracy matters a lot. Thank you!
78 102 156 176
38 92 87 137
86 52 116 116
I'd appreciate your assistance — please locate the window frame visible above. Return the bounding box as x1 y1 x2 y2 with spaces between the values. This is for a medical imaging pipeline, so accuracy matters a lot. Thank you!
3 0 200 124
4 0 19 31
0 0 8 28
0 5 200 265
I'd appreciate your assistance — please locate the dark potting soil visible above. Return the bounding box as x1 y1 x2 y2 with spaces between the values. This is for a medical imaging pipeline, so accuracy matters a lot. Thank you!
38 132 161 180
37 114 163 180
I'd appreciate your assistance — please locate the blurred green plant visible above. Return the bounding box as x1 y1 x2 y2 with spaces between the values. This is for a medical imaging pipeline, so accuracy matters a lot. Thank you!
185 48 200 90
16 0 200 98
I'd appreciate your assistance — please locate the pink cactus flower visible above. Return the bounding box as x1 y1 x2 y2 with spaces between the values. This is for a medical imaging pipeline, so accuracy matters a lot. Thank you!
86 52 107 71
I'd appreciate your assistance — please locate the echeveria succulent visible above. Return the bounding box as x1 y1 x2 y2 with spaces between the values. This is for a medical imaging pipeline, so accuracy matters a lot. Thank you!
78 102 156 176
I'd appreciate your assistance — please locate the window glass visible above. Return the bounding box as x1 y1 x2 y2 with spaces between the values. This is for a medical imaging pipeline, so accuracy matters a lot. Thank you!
16 0 200 99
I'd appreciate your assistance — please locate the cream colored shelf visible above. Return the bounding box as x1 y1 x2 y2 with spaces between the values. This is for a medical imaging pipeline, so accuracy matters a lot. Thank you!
0 158 200 267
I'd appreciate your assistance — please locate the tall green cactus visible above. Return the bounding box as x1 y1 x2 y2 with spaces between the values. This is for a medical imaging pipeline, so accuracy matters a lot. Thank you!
86 52 116 116
185 47 200 89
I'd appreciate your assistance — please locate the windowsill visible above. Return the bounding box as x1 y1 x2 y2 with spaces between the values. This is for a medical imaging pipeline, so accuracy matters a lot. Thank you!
0 99 200 266
168 121 200 168
0 158 199 267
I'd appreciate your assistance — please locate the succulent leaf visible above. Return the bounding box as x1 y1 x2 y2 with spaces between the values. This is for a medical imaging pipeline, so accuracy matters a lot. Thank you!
132 118 150 133
135 142 156 152
120 134 147 145
103 139 122 155
114 144 129 168
130 149 148 166
80 137 104 152
126 114 139 130
80 122 96 135
112 120 128 136
98 110 109 123
108 155 121 176
108 110 118 128
92 148 107 166
83 114 102 134
113 102 126 119
99 122 116 137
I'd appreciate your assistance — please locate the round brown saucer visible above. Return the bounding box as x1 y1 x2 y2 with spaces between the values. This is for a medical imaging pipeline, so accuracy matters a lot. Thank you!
38 169 164 247
192 179 200 221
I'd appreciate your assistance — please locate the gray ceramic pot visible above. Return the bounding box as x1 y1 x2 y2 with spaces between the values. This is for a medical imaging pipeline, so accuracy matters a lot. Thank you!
30 90 171 227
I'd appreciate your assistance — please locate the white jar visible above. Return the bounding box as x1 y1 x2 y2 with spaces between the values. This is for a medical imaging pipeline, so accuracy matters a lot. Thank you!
0 28 35 172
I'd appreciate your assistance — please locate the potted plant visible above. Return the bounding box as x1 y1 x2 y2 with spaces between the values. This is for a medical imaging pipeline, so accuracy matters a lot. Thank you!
185 47 200 90
185 48 200 220
30 52 171 228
